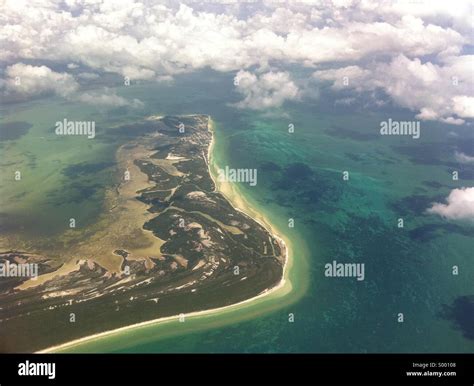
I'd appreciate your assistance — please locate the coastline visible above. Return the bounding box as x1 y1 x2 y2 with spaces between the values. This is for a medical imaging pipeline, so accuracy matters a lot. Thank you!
39 115 305 353
206 116 292 294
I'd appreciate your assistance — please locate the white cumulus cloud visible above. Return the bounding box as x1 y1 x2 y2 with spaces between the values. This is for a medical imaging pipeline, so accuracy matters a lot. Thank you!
1 63 79 100
233 70 299 110
313 54 474 124
427 187 474 220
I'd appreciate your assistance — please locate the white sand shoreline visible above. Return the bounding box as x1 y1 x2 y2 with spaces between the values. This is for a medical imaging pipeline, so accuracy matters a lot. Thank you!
38 115 291 353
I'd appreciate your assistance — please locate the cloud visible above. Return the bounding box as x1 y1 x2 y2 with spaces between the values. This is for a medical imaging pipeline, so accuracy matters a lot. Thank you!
451 96 474 118
233 70 299 110
1 63 79 100
76 89 144 108
313 54 474 124
427 187 474 220
455 151 474 164
1 2 469 75
0 1 472 118
0 63 142 108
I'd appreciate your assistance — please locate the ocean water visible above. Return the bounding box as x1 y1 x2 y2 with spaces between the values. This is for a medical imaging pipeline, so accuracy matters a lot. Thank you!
1 69 473 352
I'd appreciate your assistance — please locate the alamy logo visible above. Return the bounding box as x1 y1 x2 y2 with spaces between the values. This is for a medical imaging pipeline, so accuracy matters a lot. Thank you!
55 118 95 139
217 166 257 186
18 361 55 379
0 262 38 279
324 260 365 281
380 118 420 139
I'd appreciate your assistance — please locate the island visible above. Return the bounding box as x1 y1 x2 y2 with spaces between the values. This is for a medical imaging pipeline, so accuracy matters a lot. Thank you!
0 115 285 352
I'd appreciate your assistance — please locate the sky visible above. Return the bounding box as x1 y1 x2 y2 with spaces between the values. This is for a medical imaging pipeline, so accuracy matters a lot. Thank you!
1 0 473 217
